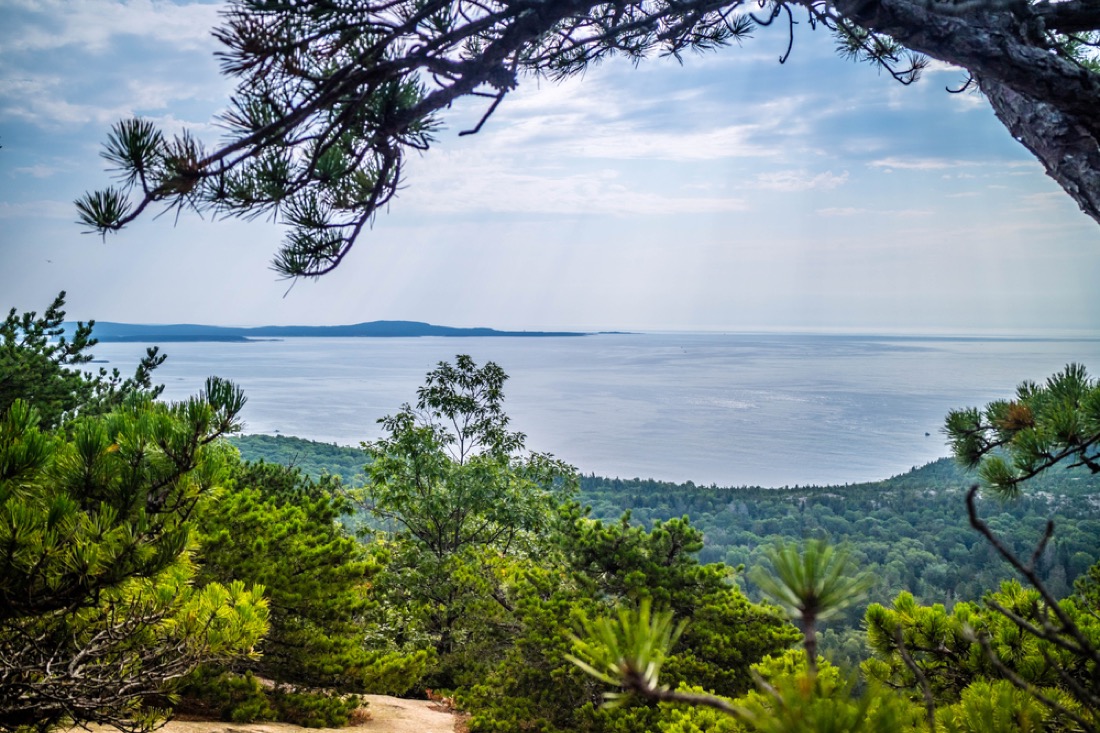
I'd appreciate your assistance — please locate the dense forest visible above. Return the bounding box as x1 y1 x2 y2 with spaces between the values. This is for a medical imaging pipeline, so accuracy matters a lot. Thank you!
231 432 1100 609
232 433 1100 669
4 295 1099 733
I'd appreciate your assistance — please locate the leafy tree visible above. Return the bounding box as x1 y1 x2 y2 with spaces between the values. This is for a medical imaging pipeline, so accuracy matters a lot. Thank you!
79 0 1100 276
228 433 369 483
366 355 572 559
362 355 576 684
0 382 268 733
568 559 917 733
189 459 429 710
559 506 800 697
463 507 798 732
1 292 164 429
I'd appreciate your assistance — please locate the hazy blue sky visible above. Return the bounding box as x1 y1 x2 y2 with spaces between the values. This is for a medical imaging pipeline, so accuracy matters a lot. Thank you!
1 0 1097 333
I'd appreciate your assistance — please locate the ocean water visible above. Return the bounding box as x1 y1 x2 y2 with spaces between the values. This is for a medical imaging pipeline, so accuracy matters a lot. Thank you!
92 333 1100 487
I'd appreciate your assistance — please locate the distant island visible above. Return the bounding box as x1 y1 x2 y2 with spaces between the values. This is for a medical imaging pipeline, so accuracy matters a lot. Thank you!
66 320 591 343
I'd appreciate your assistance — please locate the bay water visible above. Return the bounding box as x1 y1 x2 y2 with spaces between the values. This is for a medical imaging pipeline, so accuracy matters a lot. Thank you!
92 332 1100 487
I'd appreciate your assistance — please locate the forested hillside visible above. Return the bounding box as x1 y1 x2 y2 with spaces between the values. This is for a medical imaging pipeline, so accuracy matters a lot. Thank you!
229 434 370 484
7 300 1099 732
233 434 1100 612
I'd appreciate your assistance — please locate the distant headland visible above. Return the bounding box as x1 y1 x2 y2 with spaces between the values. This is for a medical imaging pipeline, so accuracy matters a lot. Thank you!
66 321 593 343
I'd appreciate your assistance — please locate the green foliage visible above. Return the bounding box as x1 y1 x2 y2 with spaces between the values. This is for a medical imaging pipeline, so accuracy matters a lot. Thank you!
365 355 574 561
734 654 922 733
562 508 725 612
180 669 277 723
752 541 871 626
935 679 1054 733
189 458 430 704
945 363 1100 496
568 599 686 706
568 607 920 733
455 560 604 733
1 292 164 429
464 506 797 733
863 591 985 701
863 580 1100 729
559 504 800 697
224 434 1100 629
229 433 369 484
362 355 576 686
0 387 266 733
269 688 364 728
180 668 365 728
579 463 1100 632
751 540 871 672
0 380 244 619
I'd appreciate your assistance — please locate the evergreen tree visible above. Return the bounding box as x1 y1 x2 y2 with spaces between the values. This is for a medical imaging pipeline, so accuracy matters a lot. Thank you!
79 0 1100 275
750 540 871 675
463 506 798 732
0 292 164 430
945 363 1100 497
863 579 1099 730
0 383 267 733
189 458 429 713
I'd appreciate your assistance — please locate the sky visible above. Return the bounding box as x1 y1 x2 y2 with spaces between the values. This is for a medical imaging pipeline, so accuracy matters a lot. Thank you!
1 0 1098 334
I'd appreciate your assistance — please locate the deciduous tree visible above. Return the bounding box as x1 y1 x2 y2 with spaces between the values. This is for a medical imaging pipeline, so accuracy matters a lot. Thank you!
362 355 576 684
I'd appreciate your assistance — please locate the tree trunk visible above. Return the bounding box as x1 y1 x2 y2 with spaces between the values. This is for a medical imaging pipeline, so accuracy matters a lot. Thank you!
823 0 1100 225
982 79 1100 226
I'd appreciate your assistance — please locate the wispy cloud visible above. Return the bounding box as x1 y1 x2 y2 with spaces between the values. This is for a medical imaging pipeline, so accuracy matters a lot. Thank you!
0 0 221 54
869 156 963 171
755 170 849 192
0 199 72 220
12 164 62 179
405 154 747 215
0 81 134 127
815 206 932 218
465 69 818 163
868 157 1034 172
816 207 868 217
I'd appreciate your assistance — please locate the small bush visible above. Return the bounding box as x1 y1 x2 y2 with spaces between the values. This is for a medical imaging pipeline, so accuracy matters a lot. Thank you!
179 668 364 727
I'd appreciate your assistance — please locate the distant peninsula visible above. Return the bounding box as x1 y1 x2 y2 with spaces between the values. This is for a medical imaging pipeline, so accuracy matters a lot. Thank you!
69 321 590 343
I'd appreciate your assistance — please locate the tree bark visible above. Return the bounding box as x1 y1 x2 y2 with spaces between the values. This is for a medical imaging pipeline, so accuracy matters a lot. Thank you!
982 79 1100 226
824 0 1100 224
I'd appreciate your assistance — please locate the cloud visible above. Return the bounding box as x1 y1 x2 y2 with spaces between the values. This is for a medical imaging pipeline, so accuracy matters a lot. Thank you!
441 171 749 216
867 157 1034 174
814 206 932 218
0 0 221 55
405 155 747 216
816 207 868 217
0 5 231 132
12 164 62 179
0 88 134 127
458 68 817 163
755 170 849 192
869 156 963 171
0 199 73 220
